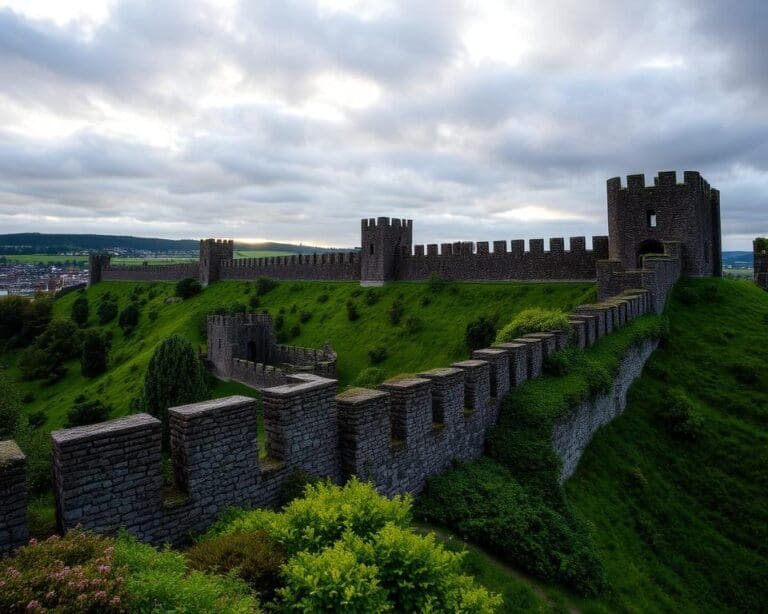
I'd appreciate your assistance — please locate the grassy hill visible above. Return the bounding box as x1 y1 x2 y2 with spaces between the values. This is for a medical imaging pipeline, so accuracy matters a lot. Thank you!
564 278 768 612
0 279 594 433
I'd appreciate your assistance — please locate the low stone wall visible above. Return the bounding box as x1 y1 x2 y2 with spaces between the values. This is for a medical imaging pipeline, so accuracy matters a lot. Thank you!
220 253 360 281
551 338 659 481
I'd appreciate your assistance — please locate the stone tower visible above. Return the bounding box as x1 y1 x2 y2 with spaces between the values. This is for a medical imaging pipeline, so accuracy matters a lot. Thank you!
360 217 413 285
199 239 233 287
755 238 768 291
88 254 111 285
607 171 722 277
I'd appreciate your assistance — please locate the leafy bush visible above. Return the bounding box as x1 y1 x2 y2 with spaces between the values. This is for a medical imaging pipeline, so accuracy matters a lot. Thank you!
417 458 607 596
352 367 386 388
346 300 360 321
66 397 112 427
465 316 496 351
27 411 46 429
118 304 140 335
420 294 432 307
138 334 208 447
255 276 278 296
659 388 703 440
97 296 118 325
389 298 404 325
274 314 285 331
19 319 82 380
0 367 21 437
186 531 285 600
544 347 583 377
71 295 89 328
81 330 109 377
368 346 388 365
289 324 301 338
0 530 128 613
299 311 312 323
248 294 261 309
495 308 570 343
364 288 380 305
0 294 52 346
176 277 202 299
113 534 258 613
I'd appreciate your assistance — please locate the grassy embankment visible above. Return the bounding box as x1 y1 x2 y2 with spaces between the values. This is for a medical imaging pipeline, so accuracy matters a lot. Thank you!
1 279 594 433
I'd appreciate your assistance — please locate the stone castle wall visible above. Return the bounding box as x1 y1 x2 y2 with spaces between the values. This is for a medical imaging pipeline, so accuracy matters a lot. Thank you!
1 273 680 552
398 236 609 281
101 262 200 282
755 239 768 291
219 252 360 281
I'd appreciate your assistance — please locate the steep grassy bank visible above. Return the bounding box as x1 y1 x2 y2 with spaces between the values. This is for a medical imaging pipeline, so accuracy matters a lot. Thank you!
0 279 593 431
566 278 768 612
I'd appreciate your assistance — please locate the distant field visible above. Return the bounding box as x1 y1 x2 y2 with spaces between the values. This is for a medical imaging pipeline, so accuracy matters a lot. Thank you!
0 254 196 266
235 250 296 259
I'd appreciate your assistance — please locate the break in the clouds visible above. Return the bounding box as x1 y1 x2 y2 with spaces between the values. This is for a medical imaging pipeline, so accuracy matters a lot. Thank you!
0 0 766 249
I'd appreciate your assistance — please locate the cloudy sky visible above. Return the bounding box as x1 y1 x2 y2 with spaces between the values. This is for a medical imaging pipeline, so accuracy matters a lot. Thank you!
0 0 766 249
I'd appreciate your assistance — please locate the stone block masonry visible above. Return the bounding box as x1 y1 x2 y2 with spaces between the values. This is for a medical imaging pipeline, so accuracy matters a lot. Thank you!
1 281 665 552
0 441 27 556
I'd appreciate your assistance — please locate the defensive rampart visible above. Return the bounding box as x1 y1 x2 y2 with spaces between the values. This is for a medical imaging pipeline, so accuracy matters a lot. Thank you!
219 252 360 282
398 236 609 281
1 269 680 552
101 262 200 282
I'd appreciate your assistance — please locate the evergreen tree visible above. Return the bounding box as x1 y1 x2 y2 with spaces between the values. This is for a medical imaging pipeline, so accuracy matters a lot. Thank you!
96 297 118 324
118 303 140 335
71 295 89 328
139 335 208 446
81 331 109 377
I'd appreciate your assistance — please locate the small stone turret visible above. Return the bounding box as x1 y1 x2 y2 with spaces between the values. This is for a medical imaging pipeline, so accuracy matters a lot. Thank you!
607 171 721 277
199 239 234 286
360 217 413 285
755 238 768 291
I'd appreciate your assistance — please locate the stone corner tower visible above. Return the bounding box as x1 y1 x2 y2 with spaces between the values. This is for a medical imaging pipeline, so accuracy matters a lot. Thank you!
606 170 721 277
360 217 413 285
755 238 768 291
199 239 234 287
87 254 111 286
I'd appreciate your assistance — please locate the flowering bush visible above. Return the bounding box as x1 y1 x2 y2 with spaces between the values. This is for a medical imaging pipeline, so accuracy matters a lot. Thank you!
0 531 128 613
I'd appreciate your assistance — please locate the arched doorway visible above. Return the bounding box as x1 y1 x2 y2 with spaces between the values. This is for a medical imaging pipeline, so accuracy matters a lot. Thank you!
637 239 665 268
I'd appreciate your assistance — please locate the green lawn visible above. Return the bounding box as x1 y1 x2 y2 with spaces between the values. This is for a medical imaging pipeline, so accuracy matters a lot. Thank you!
0 279 594 434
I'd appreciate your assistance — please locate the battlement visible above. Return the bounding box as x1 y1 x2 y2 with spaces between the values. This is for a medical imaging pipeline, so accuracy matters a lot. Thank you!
361 217 414 231
608 171 714 197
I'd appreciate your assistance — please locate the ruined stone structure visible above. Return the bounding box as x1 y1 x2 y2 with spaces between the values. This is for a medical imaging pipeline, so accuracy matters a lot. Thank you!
755 238 768 291
207 313 336 389
87 170 720 296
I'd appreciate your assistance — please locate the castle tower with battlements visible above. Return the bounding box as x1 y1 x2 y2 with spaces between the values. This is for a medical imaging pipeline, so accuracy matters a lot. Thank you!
199 239 234 286
360 217 413 285
607 171 721 277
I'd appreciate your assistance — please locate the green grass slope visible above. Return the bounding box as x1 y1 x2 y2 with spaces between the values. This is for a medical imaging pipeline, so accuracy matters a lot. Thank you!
567 278 768 612
1 279 594 432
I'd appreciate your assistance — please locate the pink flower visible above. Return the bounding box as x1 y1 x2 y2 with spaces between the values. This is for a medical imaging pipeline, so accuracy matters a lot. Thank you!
98 564 111 574
110 596 121 605
45 591 55 599
26 601 41 611
94 591 107 599
7 568 20 578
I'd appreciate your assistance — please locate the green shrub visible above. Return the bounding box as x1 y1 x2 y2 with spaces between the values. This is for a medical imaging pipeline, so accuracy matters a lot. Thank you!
186 531 286 600
346 300 360 321
0 367 21 437
0 294 52 346
543 347 582 376
0 530 128 613
97 297 118 324
66 397 111 427
278 540 388 612
352 367 386 388
118 304 140 335
420 294 432 307
364 288 380 305
368 346 388 365
389 298 404 325
417 458 606 596
138 334 208 447
176 277 202 299
249 294 261 309
27 411 46 429
255 276 278 296
18 319 82 380
71 294 89 327
274 314 285 330
465 316 496 351
299 311 312 323
113 534 258 613
289 324 301 338
659 388 703 440
495 308 570 343
81 330 109 377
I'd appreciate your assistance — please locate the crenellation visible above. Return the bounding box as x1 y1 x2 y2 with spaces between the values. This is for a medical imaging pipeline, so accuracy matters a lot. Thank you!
472 348 510 400
513 337 544 378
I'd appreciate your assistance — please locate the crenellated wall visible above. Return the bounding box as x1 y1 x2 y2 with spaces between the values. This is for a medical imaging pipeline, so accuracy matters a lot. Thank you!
398 236 609 281
0 277 677 554
220 252 360 282
101 261 200 282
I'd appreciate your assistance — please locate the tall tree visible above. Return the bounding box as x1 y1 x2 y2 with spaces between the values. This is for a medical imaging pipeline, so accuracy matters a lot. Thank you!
71 295 89 328
81 331 109 377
